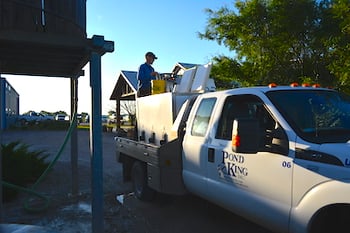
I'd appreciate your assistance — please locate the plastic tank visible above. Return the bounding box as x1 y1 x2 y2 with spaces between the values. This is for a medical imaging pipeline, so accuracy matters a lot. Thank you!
0 0 86 38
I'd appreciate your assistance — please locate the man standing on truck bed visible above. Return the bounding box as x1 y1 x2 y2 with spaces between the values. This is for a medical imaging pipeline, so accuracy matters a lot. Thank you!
137 51 159 97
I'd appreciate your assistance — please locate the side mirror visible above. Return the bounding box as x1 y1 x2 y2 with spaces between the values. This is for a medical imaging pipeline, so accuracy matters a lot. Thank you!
232 118 260 153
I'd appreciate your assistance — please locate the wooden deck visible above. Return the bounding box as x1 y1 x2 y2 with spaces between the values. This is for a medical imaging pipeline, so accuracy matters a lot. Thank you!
0 0 89 77
0 30 90 77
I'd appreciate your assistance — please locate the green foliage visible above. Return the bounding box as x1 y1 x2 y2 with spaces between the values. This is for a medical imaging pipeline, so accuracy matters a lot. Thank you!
108 110 116 116
10 120 70 130
325 0 350 93
1 141 49 202
200 0 350 90
211 56 244 89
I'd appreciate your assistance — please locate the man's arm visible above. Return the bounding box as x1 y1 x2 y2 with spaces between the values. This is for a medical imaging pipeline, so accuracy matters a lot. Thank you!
138 64 156 82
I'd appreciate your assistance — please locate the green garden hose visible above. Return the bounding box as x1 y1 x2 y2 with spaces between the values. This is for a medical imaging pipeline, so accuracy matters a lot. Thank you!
2 115 77 212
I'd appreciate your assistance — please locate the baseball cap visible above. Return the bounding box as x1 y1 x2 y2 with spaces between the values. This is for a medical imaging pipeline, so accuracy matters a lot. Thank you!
145 52 158 59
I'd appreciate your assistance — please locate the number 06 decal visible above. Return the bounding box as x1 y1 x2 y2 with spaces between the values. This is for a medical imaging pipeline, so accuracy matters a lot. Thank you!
282 161 291 168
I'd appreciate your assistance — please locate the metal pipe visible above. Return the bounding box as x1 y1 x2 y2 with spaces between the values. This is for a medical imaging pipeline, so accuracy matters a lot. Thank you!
70 76 79 196
89 35 104 233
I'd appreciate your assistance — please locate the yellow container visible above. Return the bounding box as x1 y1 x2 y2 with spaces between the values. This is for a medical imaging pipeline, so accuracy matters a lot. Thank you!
151 80 166 95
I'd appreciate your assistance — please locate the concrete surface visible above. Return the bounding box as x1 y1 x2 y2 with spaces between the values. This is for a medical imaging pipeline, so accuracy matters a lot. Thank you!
0 223 59 233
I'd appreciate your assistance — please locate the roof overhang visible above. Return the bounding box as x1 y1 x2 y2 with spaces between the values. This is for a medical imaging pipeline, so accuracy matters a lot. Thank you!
0 30 91 77
110 71 137 101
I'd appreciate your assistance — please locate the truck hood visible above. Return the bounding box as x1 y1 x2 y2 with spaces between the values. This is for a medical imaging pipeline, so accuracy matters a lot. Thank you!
319 143 350 167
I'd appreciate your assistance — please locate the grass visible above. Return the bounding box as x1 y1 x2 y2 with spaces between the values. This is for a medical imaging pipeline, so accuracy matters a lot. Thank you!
9 121 133 132
9 120 71 130
2 141 50 202
77 124 90 130
77 123 117 131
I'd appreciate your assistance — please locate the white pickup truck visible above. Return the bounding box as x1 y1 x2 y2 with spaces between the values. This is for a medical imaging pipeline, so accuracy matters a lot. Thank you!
115 84 350 233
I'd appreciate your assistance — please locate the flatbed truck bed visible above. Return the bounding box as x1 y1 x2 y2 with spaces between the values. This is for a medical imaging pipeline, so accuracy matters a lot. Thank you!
115 136 187 195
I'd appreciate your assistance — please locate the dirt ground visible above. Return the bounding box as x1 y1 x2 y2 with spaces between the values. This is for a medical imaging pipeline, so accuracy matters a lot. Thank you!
1 129 148 233
0 129 273 233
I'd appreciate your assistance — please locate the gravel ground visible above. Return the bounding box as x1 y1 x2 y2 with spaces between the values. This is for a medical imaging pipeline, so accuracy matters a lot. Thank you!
1 129 148 233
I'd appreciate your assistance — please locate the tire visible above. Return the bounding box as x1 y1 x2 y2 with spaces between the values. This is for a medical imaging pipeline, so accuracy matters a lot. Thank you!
309 206 350 233
131 161 156 201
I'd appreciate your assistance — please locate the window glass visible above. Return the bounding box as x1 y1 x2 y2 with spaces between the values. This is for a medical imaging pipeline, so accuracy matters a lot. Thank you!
191 98 216 137
215 94 289 156
267 90 350 143
216 95 257 140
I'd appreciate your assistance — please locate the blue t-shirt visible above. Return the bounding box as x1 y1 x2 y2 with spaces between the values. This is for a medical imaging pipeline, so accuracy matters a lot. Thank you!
137 63 156 90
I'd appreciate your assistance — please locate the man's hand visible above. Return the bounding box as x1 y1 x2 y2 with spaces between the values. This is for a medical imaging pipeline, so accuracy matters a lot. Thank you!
151 71 159 77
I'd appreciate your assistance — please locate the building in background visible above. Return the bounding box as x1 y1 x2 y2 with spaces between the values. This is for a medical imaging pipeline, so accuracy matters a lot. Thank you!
1 76 20 129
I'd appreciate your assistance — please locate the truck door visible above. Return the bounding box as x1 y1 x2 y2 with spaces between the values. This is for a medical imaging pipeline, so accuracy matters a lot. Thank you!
182 97 216 199
206 94 292 233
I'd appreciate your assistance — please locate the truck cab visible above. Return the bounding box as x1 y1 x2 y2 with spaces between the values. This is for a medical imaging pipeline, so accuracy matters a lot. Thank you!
182 86 350 233
116 84 350 233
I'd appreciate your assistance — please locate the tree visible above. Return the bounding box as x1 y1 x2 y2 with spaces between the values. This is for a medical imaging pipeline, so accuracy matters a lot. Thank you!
325 0 350 93
108 110 116 116
210 56 247 89
199 0 350 91
120 101 136 125
108 101 137 125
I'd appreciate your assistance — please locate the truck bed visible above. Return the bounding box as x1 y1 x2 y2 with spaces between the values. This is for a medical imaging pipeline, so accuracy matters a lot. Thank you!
115 136 187 195
115 136 159 165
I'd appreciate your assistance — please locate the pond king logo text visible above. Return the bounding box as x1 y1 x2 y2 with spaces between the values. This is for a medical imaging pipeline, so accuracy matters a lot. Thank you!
218 151 248 180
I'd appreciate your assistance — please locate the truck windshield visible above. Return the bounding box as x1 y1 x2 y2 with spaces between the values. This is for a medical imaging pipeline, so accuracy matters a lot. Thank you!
266 89 350 143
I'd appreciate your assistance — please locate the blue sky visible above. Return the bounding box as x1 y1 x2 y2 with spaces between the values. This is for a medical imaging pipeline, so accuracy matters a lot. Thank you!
5 0 233 115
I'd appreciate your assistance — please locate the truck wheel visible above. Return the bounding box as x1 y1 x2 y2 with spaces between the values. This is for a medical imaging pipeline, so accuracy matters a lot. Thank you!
310 205 350 233
131 162 155 201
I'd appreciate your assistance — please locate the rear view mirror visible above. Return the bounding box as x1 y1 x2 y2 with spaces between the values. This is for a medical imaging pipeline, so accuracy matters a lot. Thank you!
232 118 259 153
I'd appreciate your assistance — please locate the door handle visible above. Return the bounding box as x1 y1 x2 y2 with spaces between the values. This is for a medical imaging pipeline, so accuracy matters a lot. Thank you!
208 148 215 163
